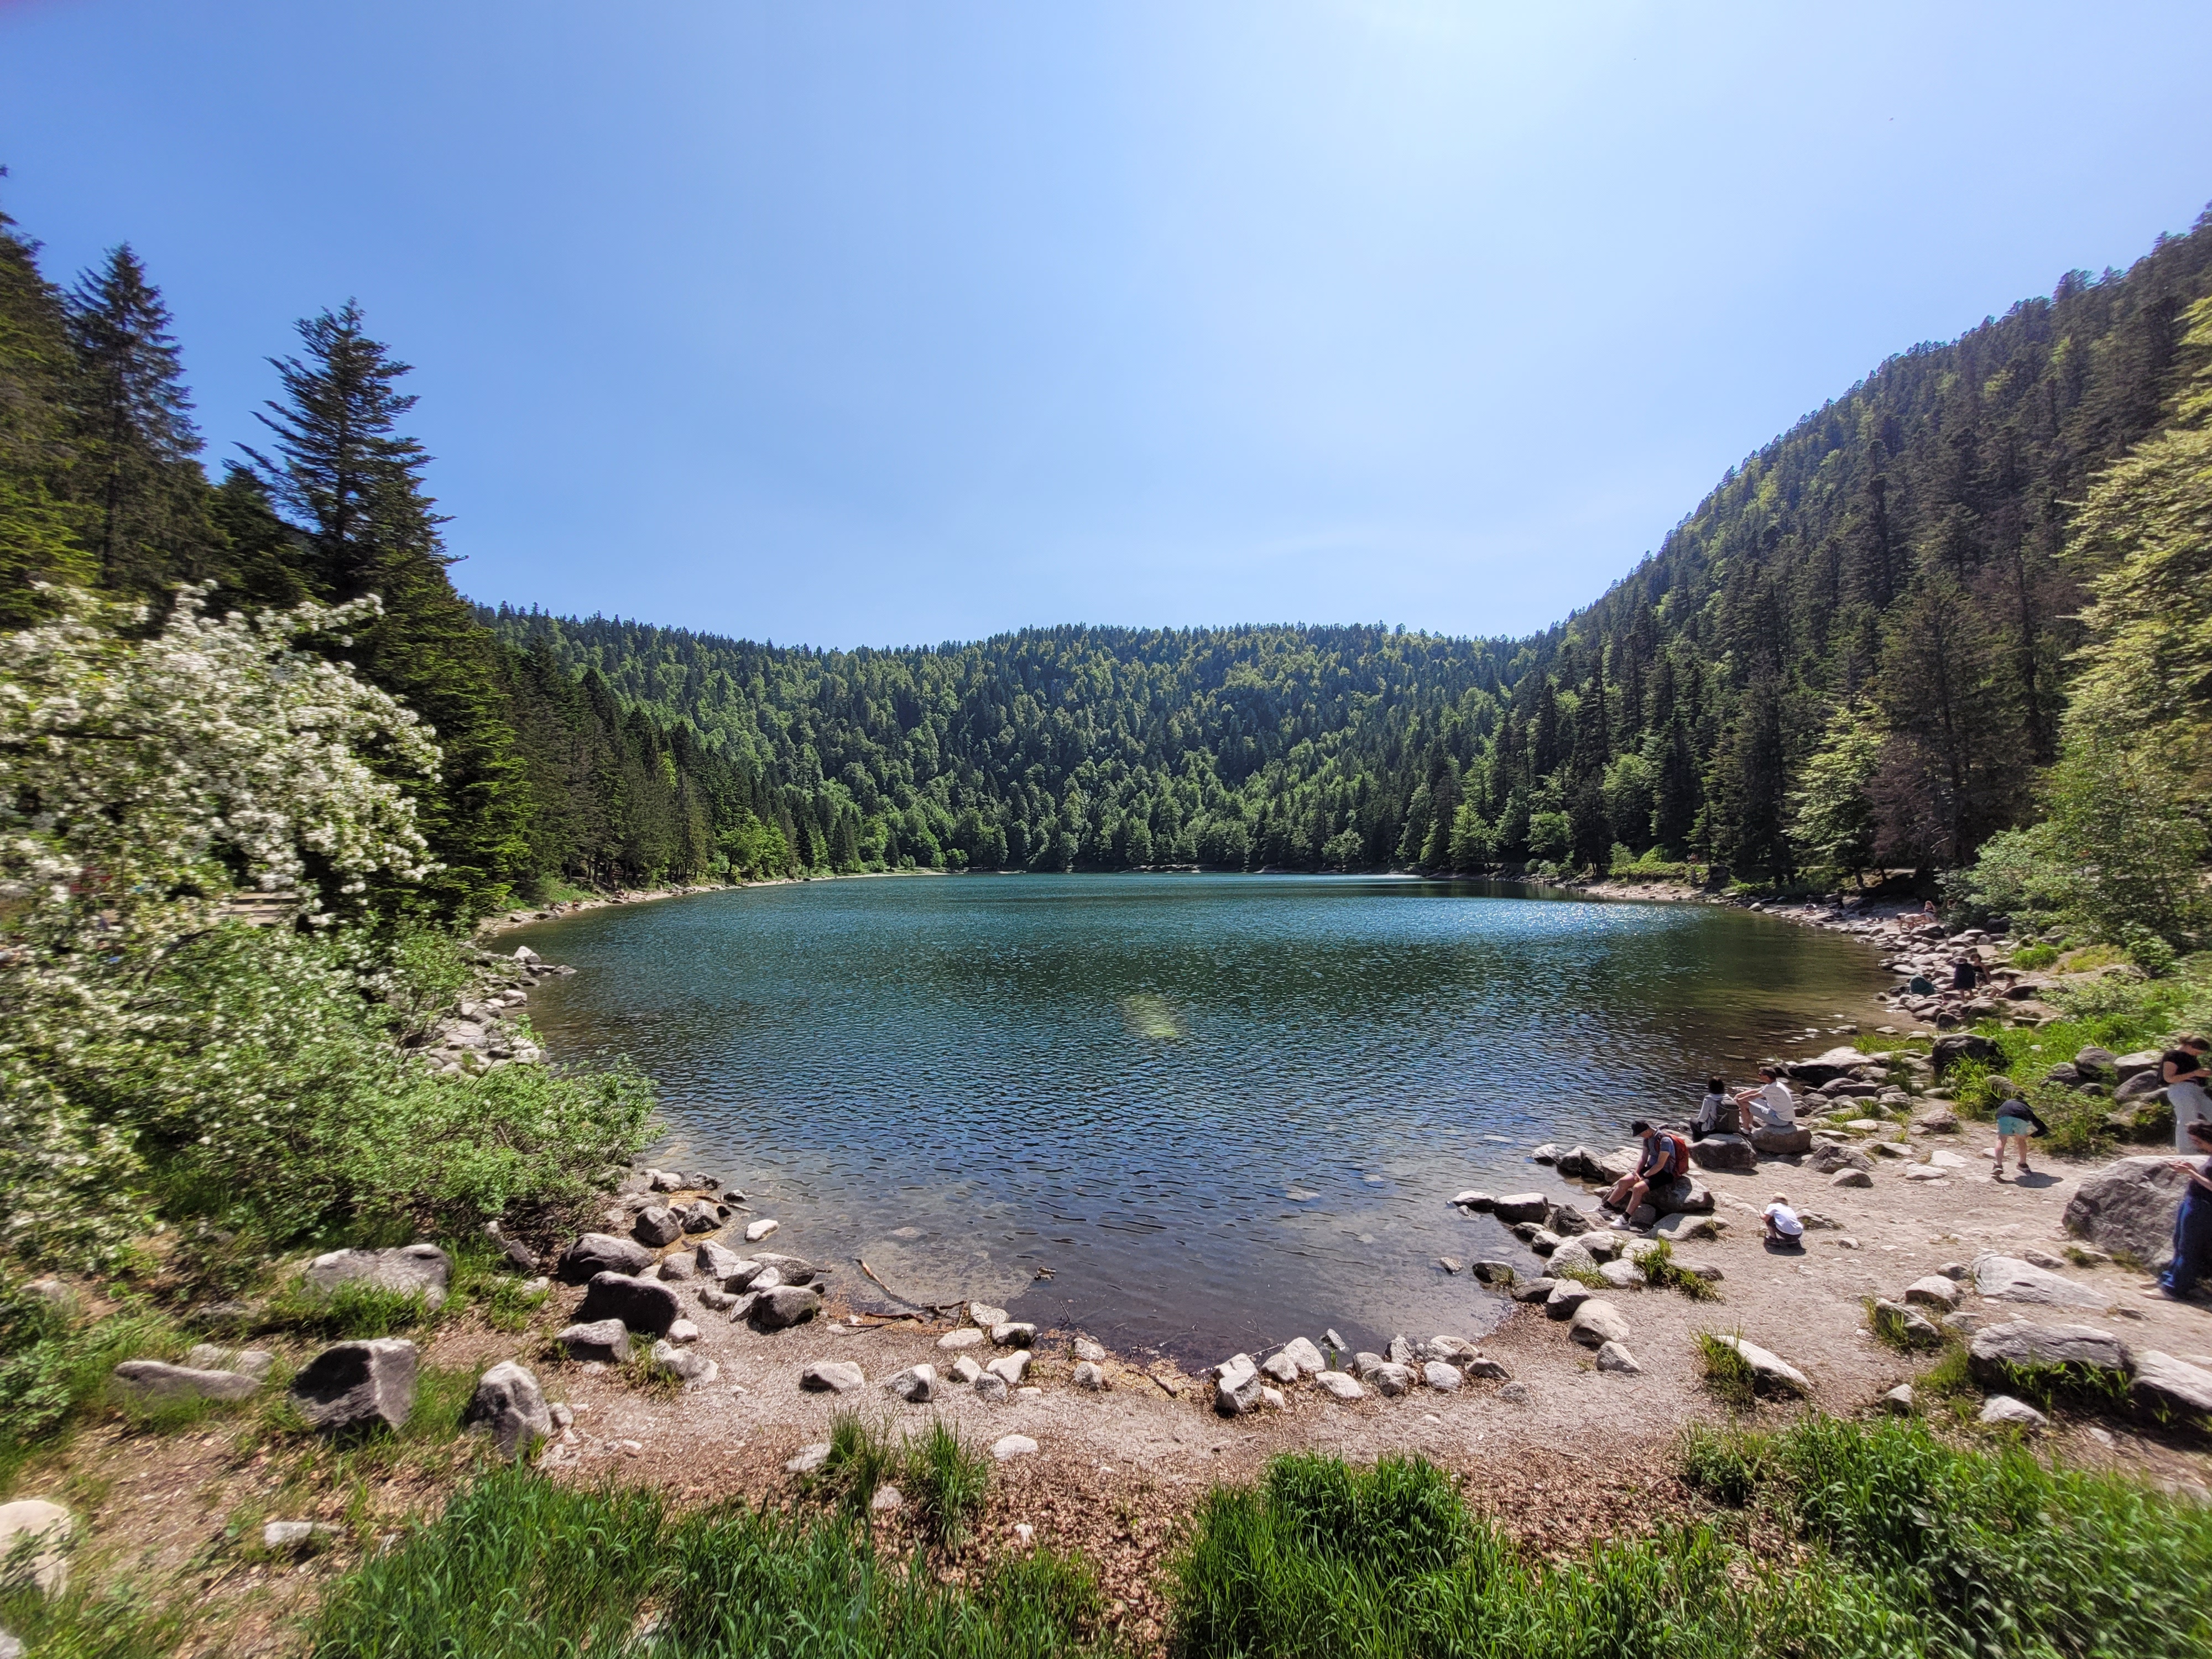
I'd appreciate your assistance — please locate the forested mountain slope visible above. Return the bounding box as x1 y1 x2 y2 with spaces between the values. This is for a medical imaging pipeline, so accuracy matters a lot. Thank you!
7 175 2210 908
486 204 2212 885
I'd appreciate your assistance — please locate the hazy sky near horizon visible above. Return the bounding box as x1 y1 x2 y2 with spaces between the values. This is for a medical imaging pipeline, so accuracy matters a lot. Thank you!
3 2 2208 649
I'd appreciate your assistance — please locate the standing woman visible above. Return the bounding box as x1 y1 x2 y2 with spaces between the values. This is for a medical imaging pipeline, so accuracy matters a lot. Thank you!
2163 1037 2210 1152
1991 1090 2047 1180
2157 1118 2212 1300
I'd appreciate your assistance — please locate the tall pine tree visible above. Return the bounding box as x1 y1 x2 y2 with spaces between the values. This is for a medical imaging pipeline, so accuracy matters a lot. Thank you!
246 302 535 917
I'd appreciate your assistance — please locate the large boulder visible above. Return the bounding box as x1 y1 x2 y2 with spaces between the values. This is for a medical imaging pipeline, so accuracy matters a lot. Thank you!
1652 1176 1714 1215
290 1339 418 1433
2114 1050 2162 1082
801 1360 868 1394
108 1360 262 1406
1688 1134 1756 1173
556 1233 653 1284
1749 1125 1814 1156
1968 1322 2129 1388
576 1272 682 1336
1932 1032 2000 1071
0 1499 73 1595
752 1285 823 1330
1490 1193 1550 1224
1809 1142 1875 1175
632 1206 683 1247
1568 1300 1630 1348
1971 1254 2113 1312
301 1244 451 1308
2130 1350 2212 1417
1214 1354 1265 1416
558 1319 630 1363
1710 1334 1809 1395
2063 1157 2190 1267
463 1360 551 1459
1787 1047 1869 1086
693 1240 748 1284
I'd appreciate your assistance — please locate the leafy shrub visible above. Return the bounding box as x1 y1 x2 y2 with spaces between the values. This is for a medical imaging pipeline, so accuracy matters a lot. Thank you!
2011 942 2059 970
0 1279 180 1493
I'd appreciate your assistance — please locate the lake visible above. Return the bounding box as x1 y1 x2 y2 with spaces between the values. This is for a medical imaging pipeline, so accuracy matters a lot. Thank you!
513 874 1886 1361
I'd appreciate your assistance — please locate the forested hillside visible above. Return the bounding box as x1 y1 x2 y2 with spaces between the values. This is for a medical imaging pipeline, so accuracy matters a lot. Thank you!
484 206 2212 890
7 178 2210 921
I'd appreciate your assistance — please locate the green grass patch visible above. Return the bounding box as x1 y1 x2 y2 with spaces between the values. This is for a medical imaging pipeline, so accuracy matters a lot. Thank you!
0 1279 185 1495
1694 1331 1759 1411
1546 1261 1606 1289
306 1463 1112 1658
0 1565 190 1659
259 1278 431 1341
1638 1238 1719 1302
904 1417 992 1548
1165 1421 2212 1658
1865 1298 1943 1354
2011 942 2060 970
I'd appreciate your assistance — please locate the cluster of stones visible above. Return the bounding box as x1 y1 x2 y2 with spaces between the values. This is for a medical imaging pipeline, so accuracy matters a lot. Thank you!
413 945 573 1076
1209 1329 1512 1415
784 1304 1088 1405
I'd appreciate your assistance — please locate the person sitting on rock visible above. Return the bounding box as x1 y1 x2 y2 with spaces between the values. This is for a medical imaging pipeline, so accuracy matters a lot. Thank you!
1733 1066 1796 1130
1693 1077 1738 1141
1603 1120 1684 1227
1762 1194 1804 1246
2162 1038 2210 1154
2157 1118 2212 1300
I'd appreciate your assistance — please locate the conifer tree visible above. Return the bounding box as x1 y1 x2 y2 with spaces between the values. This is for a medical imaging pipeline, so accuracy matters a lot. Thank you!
0 185 94 624
245 303 534 917
65 244 211 596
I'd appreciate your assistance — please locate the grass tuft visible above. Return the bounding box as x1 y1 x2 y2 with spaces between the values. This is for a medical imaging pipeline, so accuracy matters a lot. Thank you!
1640 1237 1720 1302
904 1416 990 1547
259 1278 430 1341
1694 1331 1759 1411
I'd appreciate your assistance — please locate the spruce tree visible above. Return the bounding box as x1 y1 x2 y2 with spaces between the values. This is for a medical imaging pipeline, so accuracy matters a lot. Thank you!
0 185 95 624
65 244 212 597
245 302 534 917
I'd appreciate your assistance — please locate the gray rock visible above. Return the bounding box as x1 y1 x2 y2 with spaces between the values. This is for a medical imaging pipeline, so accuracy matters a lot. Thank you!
1072 1337 1108 1363
1968 1322 2129 1384
938 1328 985 1350
1881 1384 1915 1413
744 1218 779 1243
633 1206 683 1247
990 1321 1037 1347
1709 1334 1809 1395
1546 1281 1594 1317
969 1302 1009 1329
1548 1204 1593 1236
992 1434 1039 1461
1979 1395 2050 1429
1422 1334 1481 1364
1809 1143 1875 1175
1422 1360 1462 1392
463 1360 551 1459
1595 1341 1642 1374
1531 1142 1562 1164
649 1340 718 1383
658 1253 696 1281
302 1244 452 1309
2063 1157 2191 1267
1276 1336 1326 1375
1749 1125 1815 1155
1370 1362 1415 1397
801 1360 868 1394
949 1356 983 1384
557 1319 630 1363
1568 1300 1630 1348
2074 1045 2119 1075
1831 1169 1874 1189
183 1344 275 1379
752 1285 823 1330
786 1443 833 1474
985 1350 1032 1386
290 1339 418 1433
1526 1228 1563 1255
1387 1334 1415 1366
1214 1353 1264 1416
557 1233 653 1284
1872 1299 1945 1348
1599 1259 1644 1290
1971 1254 2112 1312
1350 1351 1386 1377
1688 1134 1757 1173
1510 1277 1558 1303
2131 1350 2212 1416
108 1359 262 1406
2114 1069 2169 1104
1912 1108 1960 1134
665 1319 701 1345
1651 1176 1714 1216
1499 1381 1532 1404
1072 1361 1108 1391
679 1200 721 1234
886 1363 938 1402
1260 1349 1302 1385
1463 1356 1510 1380
1491 1193 1550 1224
698 1287 737 1312
871 1485 904 1514
0 1499 72 1596
1450 1190 1497 1211
1904 1276 1962 1311
577 1272 682 1336
1313 1369 1364 1400
1470 1259 1516 1286
1547 1240 1600 1278
260 1520 339 1550
1932 1032 1999 1071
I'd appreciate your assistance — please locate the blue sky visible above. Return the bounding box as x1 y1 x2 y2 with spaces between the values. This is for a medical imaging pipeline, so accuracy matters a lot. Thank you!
3 2 2208 648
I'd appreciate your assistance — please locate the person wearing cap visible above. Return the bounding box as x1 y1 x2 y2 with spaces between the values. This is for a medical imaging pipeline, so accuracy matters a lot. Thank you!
1733 1066 1796 1130
1762 1194 1804 1246
1603 1120 1685 1228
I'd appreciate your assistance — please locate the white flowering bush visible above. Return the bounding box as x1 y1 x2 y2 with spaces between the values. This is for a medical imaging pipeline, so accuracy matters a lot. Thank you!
0 588 442 1263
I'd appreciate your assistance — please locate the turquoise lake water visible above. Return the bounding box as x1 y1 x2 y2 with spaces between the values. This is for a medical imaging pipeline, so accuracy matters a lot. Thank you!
512 874 1886 1361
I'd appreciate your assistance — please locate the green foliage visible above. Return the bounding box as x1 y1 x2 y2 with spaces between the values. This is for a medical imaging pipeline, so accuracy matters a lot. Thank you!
258 1280 429 1342
0 1569 189 1659
0 1277 180 1493
1637 1237 1719 1301
2011 941 2060 969
1694 1331 1759 1410
904 1417 992 1548
307 1463 1112 1658
1678 1421 1771 1507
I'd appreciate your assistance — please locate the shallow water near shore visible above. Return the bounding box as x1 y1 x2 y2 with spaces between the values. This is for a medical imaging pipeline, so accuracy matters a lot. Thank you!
514 874 1886 1362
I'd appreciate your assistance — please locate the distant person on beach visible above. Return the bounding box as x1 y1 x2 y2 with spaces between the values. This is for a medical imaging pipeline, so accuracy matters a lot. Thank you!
1603 1120 1686 1227
1991 1091 2048 1180
1734 1066 1796 1129
2163 1038 2210 1153
1951 956 1982 992
1762 1194 1804 1245
1693 1076 1738 1141
2157 1118 2212 1300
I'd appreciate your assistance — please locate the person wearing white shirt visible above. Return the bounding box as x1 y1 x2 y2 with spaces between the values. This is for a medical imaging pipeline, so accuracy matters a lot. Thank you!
1734 1066 1796 1130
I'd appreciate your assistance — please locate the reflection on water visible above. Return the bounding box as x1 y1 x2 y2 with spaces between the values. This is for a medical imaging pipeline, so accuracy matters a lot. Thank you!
514 875 1885 1361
